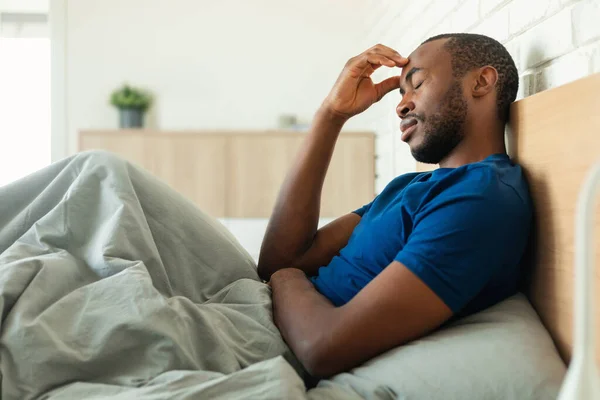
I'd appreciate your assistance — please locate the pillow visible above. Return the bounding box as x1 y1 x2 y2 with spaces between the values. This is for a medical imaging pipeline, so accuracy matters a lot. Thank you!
314 293 566 400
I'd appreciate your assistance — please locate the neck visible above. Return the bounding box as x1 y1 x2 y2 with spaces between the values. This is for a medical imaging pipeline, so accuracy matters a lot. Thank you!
438 119 506 169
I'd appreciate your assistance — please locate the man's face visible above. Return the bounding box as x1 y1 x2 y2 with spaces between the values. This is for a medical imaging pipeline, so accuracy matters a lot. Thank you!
397 40 468 164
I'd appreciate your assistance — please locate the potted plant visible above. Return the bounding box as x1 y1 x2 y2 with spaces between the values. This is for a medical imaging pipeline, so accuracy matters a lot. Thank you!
110 84 152 129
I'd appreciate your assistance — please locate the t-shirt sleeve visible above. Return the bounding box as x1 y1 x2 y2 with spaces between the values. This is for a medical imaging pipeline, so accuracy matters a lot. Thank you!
352 198 375 217
394 189 520 313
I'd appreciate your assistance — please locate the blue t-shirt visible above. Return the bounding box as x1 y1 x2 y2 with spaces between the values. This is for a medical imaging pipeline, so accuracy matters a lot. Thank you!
311 154 532 316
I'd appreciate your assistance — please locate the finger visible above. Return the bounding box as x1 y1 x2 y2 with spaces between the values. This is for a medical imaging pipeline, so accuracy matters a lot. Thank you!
347 54 400 78
370 44 409 66
372 50 408 67
365 54 397 69
374 76 401 101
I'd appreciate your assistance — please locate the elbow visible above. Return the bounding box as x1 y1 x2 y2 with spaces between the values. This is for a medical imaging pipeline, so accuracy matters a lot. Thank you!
296 339 342 379
256 249 275 281
257 253 302 282
256 261 270 282
257 257 279 281
257 243 288 281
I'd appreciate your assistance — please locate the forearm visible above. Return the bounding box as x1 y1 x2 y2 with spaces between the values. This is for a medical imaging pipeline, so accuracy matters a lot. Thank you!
270 269 338 375
257 106 346 280
258 44 405 280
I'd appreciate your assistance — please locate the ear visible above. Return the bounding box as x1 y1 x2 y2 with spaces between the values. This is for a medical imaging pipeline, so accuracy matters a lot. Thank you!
471 66 498 98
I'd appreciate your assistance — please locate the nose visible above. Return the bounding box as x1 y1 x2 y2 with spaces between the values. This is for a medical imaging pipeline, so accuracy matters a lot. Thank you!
396 94 415 118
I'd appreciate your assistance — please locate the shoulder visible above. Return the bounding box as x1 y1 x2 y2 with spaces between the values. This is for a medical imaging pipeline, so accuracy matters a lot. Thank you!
383 172 424 192
439 158 528 201
373 172 425 204
421 159 532 221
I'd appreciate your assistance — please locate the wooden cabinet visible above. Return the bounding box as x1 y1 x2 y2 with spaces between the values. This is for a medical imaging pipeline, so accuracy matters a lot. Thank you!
322 135 376 216
80 132 147 166
79 130 375 218
228 134 305 218
147 135 228 217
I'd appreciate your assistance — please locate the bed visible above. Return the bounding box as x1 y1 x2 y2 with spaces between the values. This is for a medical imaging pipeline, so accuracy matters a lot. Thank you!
0 73 598 399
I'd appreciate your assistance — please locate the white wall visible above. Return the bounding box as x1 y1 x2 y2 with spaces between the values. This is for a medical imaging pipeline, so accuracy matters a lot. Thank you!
56 0 376 158
359 0 600 193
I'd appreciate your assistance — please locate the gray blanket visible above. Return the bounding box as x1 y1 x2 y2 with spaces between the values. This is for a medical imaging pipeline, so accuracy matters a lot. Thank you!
0 151 363 399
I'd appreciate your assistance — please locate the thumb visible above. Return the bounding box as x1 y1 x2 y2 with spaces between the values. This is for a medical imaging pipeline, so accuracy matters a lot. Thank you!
374 76 401 102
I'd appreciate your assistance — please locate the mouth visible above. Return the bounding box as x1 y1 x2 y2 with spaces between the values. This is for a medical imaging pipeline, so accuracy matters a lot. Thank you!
400 118 418 142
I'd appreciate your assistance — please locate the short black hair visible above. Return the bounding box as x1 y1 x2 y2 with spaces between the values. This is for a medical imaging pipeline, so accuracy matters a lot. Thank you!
422 33 518 122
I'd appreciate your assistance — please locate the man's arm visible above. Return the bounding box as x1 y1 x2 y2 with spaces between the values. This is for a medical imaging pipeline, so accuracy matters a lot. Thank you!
270 263 453 378
257 109 356 281
271 179 527 378
283 212 362 277
257 45 407 281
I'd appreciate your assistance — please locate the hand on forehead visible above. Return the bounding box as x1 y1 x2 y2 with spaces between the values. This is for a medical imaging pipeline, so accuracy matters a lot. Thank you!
400 39 453 81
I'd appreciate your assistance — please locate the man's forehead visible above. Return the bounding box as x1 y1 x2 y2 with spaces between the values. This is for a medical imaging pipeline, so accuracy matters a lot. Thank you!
401 39 450 78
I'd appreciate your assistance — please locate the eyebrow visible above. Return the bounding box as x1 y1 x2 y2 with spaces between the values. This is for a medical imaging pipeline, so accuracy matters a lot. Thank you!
399 67 423 95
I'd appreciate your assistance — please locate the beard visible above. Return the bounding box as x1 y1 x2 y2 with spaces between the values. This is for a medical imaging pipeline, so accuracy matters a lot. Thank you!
411 79 468 164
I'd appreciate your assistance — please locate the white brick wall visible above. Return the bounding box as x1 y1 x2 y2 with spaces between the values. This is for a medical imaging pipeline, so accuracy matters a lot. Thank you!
593 42 600 72
572 0 600 45
480 0 510 16
363 0 600 192
471 4 510 41
518 8 573 70
451 0 480 31
509 0 560 36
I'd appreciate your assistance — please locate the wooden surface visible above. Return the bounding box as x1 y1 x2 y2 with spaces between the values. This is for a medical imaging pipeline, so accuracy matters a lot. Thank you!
416 161 435 172
322 135 375 217
79 130 375 218
147 135 228 217
80 133 146 166
508 72 600 364
228 134 305 218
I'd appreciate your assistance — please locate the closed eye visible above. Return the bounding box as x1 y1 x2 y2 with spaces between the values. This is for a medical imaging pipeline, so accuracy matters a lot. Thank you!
415 81 424 90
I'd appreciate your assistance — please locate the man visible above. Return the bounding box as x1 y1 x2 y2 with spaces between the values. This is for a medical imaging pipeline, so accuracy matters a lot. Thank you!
0 34 530 397
260 33 531 378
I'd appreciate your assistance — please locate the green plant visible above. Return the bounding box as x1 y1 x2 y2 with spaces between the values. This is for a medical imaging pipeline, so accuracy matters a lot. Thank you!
110 84 152 111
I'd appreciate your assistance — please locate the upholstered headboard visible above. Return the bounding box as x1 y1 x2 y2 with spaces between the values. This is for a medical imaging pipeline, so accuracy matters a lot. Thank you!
509 73 600 363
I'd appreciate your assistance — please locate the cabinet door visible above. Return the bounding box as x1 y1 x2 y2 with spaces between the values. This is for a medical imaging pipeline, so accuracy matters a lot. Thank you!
228 135 303 218
228 134 374 218
80 131 374 219
322 135 375 217
79 132 146 167
145 135 228 218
